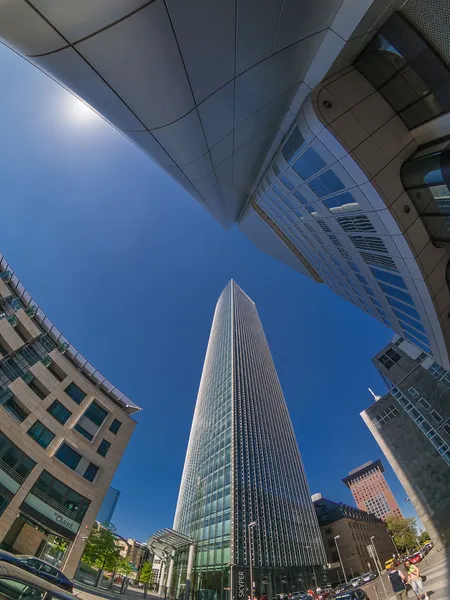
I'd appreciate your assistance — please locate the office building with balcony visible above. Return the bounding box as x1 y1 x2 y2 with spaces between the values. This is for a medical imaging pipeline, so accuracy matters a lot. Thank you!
312 494 394 583
362 336 450 550
0 255 139 577
1 1 450 366
172 281 325 600
342 460 402 521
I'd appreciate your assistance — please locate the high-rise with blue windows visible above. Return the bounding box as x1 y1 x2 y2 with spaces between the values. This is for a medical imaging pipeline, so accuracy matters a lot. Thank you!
173 281 325 600
1 1 450 365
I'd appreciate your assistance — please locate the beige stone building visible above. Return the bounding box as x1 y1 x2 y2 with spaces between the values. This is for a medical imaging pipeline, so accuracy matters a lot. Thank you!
0 254 140 577
313 494 395 584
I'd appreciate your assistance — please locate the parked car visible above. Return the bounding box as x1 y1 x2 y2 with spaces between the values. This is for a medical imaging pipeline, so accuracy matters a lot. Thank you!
0 550 73 593
349 577 364 588
315 587 335 600
331 590 369 600
361 572 378 583
385 558 397 570
0 560 77 600
409 552 423 564
334 583 353 592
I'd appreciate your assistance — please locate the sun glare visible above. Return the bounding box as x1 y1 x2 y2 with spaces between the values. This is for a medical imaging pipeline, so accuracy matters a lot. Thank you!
67 96 97 122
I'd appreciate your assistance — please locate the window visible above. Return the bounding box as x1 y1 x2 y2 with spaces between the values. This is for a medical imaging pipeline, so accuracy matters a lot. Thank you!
371 268 407 289
348 261 361 273
416 352 427 363
282 126 305 162
75 401 108 442
350 236 388 254
0 577 45 600
317 219 331 232
337 214 374 232
2 396 29 423
83 402 108 427
379 348 401 370
32 470 90 521
26 377 49 401
83 463 99 483
329 234 342 246
64 382 86 405
47 400 72 425
387 297 421 320
360 252 398 272
292 148 326 180
430 410 443 423
419 397 431 409
292 190 307 205
392 309 425 334
281 175 294 190
0 431 36 480
27 421 55 449
309 170 345 197
55 443 82 470
379 282 414 305
273 163 280 177
97 439 111 457
429 362 446 379
109 419 122 435
323 192 358 214
357 274 367 285
372 404 399 429
46 361 66 383
443 422 450 436
364 286 375 296
305 205 318 217
399 321 430 345
408 387 419 398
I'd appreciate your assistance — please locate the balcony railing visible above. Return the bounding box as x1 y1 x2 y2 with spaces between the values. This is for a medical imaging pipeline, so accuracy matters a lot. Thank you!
0 458 25 486
29 486 84 522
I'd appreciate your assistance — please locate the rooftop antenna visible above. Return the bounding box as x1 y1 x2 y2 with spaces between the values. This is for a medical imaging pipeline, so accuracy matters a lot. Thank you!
368 388 381 401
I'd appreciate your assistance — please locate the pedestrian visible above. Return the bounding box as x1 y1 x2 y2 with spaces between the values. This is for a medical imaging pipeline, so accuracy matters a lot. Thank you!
405 560 429 600
387 563 408 600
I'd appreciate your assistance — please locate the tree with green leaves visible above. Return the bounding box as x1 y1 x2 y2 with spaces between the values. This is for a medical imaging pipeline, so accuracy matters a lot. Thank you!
385 515 418 553
139 562 155 598
418 530 430 545
81 523 120 585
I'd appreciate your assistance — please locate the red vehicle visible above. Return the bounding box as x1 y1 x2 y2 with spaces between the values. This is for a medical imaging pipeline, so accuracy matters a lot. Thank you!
409 551 423 564
314 588 335 600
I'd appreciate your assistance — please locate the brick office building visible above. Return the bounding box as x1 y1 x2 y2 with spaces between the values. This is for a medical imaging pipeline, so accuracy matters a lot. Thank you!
342 460 402 521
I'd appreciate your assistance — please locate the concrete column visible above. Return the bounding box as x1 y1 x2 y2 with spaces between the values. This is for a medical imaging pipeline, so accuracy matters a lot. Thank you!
62 500 101 578
0 466 43 544
166 550 176 597
158 558 167 595
184 543 196 600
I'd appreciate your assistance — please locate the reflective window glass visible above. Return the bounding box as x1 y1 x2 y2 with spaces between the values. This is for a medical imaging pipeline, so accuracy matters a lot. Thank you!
309 170 345 197
293 190 307 205
399 321 430 345
27 421 55 449
393 309 425 333
281 175 294 190
47 400 71 425
83 463 99 483
282 126 305 162
109 419 122 435
387 297 421 320
55 443 82 470
64 382 86 405
292 148 327 180
379 282 414 305
370 268 407 290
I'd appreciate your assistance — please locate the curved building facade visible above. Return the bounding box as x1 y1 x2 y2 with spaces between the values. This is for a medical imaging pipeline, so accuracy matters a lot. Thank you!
1 1 450 365
173 281 325 600
0 255 139 577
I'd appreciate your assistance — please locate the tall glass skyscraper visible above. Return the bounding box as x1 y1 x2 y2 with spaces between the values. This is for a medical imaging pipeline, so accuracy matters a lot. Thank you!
173 281 325 600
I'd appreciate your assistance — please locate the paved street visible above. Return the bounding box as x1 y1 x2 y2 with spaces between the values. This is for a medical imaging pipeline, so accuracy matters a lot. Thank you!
360 550 449 600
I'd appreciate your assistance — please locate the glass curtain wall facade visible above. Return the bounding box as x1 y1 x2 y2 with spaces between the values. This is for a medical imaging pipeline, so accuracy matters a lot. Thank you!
173 282 325 600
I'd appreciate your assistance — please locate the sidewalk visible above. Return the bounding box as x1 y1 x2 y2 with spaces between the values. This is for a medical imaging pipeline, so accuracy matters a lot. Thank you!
73 580 160 600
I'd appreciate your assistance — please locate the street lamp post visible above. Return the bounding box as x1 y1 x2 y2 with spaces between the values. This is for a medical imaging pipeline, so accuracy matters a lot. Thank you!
334 536 347 583
370 536 387 599
390 535 400 557
248 522 257 600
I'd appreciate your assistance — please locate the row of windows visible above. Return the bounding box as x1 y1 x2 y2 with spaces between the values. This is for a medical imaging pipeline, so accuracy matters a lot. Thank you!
427 362 450 390
372 404 399 429
55 442 99 482
391 387 450 466
378 348 402 370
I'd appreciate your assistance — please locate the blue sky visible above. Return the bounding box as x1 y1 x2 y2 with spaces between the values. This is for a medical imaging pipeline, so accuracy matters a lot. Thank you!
0 44 419 540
